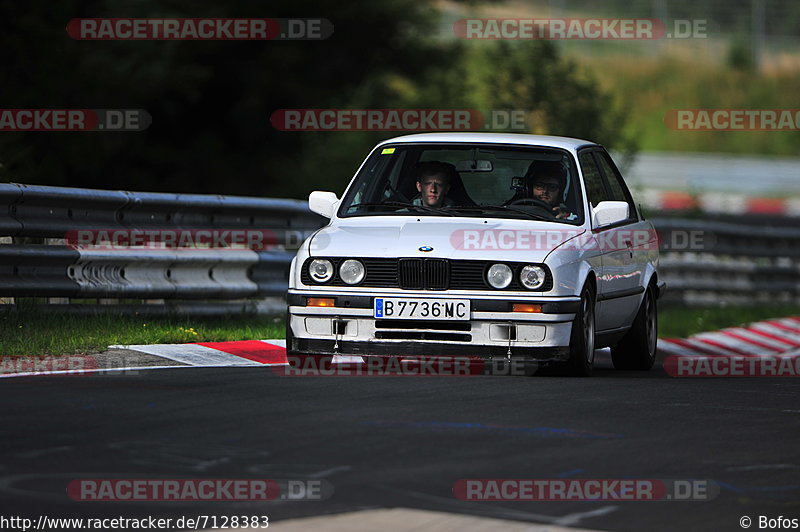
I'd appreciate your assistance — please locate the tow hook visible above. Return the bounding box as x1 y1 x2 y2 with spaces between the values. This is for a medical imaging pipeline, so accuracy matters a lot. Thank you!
507 321 516 356
333 317 346 352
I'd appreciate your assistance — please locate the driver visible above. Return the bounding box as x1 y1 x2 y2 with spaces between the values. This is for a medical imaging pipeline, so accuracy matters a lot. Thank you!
527 161 572 220
412 161 455 208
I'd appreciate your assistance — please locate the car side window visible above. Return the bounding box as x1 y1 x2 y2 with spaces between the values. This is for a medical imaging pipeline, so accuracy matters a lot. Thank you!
595 150 637 220
578 151 608 209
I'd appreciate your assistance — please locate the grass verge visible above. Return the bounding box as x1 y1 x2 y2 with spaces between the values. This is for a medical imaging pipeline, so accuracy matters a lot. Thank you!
0 304 797 358
0 308 284 358
657 304 800 339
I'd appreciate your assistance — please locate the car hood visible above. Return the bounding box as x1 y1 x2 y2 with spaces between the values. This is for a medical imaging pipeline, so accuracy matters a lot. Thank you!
308 216 586 262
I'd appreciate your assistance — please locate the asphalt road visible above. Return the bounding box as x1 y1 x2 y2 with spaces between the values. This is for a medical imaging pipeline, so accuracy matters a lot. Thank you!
1 351 798 532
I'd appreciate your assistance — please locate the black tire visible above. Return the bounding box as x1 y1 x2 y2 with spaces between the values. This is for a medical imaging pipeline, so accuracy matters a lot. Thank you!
285 308 299 356
611 284 658 370
285 310 303 368
567 284 596 377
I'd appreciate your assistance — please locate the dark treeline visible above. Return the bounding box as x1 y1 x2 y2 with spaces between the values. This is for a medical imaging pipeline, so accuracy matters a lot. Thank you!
0 0 633 199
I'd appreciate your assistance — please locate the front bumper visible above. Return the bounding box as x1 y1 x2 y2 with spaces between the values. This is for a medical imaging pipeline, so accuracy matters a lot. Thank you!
287 290 579 361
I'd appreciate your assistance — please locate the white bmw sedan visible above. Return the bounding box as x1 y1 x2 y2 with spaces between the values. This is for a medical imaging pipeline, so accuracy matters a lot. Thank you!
287 133 664 376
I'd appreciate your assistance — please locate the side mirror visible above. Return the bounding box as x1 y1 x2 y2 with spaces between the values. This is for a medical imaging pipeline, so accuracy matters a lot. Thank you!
309 191 339 219
592 201 629 227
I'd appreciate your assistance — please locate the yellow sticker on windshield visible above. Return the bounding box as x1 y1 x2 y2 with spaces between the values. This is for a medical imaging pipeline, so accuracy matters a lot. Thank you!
381 147 395 155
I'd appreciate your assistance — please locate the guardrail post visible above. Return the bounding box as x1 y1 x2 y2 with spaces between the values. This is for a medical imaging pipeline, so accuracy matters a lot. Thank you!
45 237 70 304
0 236 12 305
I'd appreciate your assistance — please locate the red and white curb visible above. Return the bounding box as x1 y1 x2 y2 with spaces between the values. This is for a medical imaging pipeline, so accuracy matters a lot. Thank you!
111 340 364 367
0 340 361 378
658 317 800 357
659 317 800 377
112 340 290 367
641 190 800 216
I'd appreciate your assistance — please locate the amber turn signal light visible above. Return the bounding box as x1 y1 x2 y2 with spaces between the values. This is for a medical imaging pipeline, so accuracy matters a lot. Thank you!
512 303 542 313
307 297 335 307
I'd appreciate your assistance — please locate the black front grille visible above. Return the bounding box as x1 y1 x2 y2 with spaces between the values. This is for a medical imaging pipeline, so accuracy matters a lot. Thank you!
363 259 398 285
399 259 422 289
399 259 449 290
375 320 472 331
374 331 472 342
426 259 449 290
301 257 551 291
449 261 490 290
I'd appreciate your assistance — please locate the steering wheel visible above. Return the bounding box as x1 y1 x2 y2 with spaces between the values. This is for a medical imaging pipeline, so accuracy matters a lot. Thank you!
506 198 554 210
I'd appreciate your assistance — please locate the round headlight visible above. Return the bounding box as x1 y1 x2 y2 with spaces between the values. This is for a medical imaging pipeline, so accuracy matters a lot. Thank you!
520 265 546 289
309 259 334 283
487 263 513 289
339 259 365 285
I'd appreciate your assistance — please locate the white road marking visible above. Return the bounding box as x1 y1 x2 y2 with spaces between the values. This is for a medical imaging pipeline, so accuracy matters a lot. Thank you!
726 464 800 471
374 484 616 527
553 505 619 527
0 365 196 379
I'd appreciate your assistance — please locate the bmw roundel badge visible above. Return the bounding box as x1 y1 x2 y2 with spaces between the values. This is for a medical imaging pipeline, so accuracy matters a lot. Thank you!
419 246 433 252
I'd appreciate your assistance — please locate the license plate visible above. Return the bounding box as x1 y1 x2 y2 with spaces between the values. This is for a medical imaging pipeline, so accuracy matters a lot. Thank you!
374 298 470 320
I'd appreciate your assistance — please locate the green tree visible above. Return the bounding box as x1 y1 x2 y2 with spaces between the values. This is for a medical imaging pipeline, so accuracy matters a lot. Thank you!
0 0 633 199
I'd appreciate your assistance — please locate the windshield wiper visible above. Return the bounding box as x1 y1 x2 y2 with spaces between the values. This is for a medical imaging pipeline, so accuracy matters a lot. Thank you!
444 204 552 221
346 201 455 216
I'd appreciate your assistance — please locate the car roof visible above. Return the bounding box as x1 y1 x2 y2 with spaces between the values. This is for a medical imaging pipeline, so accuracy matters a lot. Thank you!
375 132 598 151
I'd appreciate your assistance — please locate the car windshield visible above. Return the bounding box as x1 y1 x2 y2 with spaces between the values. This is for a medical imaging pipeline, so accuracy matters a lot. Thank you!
339 143 584 224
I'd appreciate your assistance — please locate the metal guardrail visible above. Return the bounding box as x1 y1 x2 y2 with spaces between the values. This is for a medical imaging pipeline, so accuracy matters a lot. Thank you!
653 217 800 305
0 183 319 241
0 183 324 308
1 181 797 310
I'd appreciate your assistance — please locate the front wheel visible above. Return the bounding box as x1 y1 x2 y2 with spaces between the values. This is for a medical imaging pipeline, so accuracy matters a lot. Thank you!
285 309 299 356
567 284 596 377
611 284 657 370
